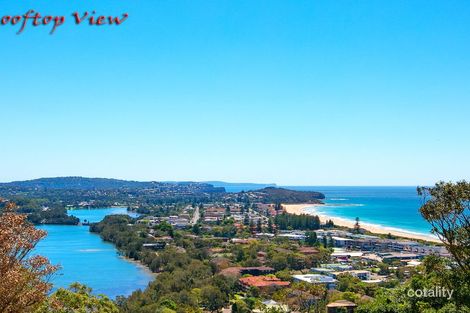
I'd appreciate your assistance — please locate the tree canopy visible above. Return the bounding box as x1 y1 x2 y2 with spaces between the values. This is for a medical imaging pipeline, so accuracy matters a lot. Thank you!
0 202 58 313
418 181 470 274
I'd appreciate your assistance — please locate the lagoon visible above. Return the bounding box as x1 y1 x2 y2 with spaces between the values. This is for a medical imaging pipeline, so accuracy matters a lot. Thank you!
35 208 154 299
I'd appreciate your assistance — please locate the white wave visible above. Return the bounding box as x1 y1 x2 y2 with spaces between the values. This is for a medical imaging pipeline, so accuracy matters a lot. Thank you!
78 249 106 253
324 203 365 208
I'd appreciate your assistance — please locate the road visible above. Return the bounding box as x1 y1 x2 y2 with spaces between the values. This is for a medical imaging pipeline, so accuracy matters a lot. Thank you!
190 205 200 225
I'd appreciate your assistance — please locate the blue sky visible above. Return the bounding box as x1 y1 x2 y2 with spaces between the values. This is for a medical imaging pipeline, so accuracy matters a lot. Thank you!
1 0 469 185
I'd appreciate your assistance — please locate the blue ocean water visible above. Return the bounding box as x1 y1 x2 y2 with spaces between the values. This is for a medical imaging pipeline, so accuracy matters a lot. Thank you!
223 184 432 236
286 186 432 235
35 208 154 298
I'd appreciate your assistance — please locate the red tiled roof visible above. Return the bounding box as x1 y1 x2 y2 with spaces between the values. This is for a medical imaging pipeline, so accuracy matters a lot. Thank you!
239 276 290 288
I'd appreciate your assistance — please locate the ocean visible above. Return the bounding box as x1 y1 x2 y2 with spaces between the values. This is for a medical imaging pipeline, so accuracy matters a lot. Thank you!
35 208 154 299
223 185 432 236
289 186 432 235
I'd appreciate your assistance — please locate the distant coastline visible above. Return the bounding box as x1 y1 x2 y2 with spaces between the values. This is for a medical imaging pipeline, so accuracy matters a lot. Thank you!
283 203 441 243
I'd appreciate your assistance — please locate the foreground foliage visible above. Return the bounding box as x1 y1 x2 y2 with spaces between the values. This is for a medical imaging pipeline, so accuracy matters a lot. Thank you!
37 283 119 313
0 202 58 313
418 181 470 275
358 181 470 313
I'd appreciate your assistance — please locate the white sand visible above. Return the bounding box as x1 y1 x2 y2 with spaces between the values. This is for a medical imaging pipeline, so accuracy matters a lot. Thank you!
283 204 441 243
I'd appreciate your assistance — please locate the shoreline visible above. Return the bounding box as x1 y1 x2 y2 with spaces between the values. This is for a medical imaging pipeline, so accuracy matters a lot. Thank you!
283 204 441 243
120 255 157 279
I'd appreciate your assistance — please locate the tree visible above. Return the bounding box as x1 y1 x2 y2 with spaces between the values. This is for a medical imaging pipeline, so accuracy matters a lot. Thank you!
192 223 201 235
249 219 256 233
418 181 470 274
201 286 227 312
336 274 361 292
276 282 327 313
256 219 263 232
305 231 318 246
354 217 361 234
155 221 174 237
37 283 119 313
270 253 288 271
324 219 334 228
243 214 250 226
0 202 58 313
232 300 250 313
267 218 274 233
327 235 334 248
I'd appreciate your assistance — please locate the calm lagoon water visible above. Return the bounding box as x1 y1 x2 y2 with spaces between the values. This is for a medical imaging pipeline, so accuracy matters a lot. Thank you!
35 208 154 298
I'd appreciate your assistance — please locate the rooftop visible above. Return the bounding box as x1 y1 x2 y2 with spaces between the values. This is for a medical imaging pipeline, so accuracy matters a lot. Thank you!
239 276 290 288
293 274 337 284
326 300 357 308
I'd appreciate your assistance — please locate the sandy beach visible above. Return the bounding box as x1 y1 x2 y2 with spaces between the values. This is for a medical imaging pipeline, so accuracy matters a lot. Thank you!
283 204 441 243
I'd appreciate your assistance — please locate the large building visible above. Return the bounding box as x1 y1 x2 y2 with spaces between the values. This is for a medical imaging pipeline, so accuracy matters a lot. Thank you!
292 274 337 290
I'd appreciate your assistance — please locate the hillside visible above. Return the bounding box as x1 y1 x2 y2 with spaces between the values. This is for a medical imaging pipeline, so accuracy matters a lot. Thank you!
0 177 224 192
1 177 149 190
253 187 325 203
205 181 277 192
223 186 325 204
0 178 325 224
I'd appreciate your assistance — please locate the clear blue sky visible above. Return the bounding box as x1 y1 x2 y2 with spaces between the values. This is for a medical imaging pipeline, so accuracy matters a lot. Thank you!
1 0 469 185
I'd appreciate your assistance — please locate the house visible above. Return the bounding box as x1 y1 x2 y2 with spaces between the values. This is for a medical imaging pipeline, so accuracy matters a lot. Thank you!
204 216 220 223
331 270 371 281
204 207 226 218
381 252 422 261
211 257 231 270
142 242 166 250
153 236 173 242
219 266 275 277
239 276 290 290
321 263 353 271
257 251 267 264
292 274 337 290
331 236 353 248
168 216 189 228
331 251 364 259
311 267 335 276
240 266 275 276
406 260 422 267
231 238 249 244
278 233 306 240
326 300 357 313
255 233 275 238
255 300 289 313
208 247 225 254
